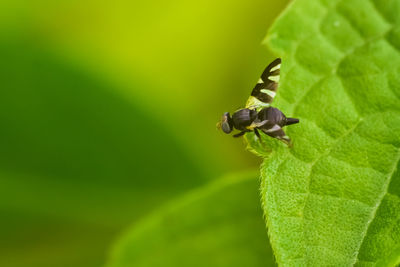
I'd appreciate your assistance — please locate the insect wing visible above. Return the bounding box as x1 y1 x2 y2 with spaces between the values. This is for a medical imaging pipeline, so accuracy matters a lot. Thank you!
261 123 291 145
250 58 281 105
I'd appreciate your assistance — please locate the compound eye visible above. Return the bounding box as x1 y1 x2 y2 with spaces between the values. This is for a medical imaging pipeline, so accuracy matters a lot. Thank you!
221 113 233 133
221 120 232 133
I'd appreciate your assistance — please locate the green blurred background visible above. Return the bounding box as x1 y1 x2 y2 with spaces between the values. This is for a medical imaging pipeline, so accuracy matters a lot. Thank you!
0 0 288 266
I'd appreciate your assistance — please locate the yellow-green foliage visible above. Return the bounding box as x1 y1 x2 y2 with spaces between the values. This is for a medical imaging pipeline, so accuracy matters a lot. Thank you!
106 172 276 267
246 0 400 265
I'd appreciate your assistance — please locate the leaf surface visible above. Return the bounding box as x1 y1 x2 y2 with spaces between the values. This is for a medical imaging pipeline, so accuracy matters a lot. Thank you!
246 0 400 265
106 172 276 267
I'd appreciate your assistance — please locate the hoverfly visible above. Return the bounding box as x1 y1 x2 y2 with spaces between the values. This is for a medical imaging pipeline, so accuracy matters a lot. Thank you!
217 58 299 145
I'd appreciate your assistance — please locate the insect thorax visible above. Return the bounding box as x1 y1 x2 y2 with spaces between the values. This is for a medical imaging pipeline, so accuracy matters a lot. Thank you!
232 108 257 130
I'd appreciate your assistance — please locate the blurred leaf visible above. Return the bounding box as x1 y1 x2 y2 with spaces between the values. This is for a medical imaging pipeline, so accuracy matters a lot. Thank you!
106 172 276 267
0 0 290 174
0 1 293 266
246 0 400 265
0 40 206 267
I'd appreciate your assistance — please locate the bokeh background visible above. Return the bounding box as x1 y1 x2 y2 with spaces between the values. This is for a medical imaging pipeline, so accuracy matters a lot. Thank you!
0 0 289 266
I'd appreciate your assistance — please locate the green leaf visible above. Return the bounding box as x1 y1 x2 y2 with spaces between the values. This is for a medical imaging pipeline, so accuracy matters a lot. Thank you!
246 0 400 265
106 172 276 267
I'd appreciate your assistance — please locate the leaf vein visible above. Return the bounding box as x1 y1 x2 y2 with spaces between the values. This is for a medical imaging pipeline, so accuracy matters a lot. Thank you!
299 119 363 261
353 150 400 264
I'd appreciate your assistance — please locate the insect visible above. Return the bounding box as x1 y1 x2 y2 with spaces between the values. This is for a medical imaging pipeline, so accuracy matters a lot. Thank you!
217 58 299 145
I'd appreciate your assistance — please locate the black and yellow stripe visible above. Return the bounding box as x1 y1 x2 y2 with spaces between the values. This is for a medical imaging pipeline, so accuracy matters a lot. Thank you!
250 58 281 105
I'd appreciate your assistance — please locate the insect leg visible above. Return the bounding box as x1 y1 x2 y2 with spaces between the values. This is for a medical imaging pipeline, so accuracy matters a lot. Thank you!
254 128 265 145
233 131 247 138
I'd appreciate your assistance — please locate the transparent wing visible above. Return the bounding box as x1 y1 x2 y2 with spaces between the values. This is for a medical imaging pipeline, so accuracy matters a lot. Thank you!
249 58 281 105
